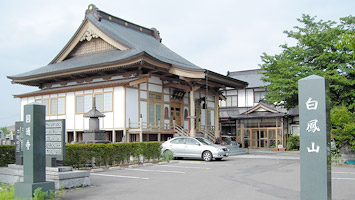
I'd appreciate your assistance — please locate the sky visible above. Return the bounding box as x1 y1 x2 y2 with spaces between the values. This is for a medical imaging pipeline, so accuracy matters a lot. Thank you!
0 0 354 127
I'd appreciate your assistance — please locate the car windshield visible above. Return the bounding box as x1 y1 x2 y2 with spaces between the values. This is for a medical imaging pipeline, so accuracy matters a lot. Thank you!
195 137 213 145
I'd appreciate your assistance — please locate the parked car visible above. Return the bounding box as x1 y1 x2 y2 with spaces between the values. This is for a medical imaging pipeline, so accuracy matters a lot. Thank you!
161 137 229 161
216 135 240 147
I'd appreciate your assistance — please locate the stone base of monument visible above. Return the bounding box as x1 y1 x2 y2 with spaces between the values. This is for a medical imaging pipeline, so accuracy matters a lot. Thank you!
15 181 55 199
0 164 90 190
80 130 110 144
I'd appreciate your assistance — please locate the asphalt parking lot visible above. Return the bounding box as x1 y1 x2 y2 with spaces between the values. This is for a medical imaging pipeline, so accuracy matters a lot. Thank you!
62 152 355 200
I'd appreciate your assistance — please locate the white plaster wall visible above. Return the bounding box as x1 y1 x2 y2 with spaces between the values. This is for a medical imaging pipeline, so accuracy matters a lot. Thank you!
84 90 93 94
184 97 188 105
103 112 113 129
184 121 188 129
149 84 162 93
238 89 246 107
75 115 84 130
66 92 75 130
246 89 254 107
140 101 147 123
28 97 35 103
149 76 162 84
20 98 28 121
140 83 147 90
114 87 124 128
140 91 147 99
84 117 89 130
201 109 206 126
164 94 170 102
211 110 215 126
126 88 138 128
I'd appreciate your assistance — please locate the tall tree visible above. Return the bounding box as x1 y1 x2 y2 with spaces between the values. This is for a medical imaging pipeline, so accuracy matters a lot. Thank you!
260 14 355 111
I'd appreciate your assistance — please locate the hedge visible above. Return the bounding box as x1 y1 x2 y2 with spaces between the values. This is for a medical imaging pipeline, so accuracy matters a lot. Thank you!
0 142 162 168
63 142 162 168
0 145 15 167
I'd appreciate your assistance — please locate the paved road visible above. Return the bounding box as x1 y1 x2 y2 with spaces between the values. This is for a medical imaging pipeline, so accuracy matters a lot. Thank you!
62 152 355 200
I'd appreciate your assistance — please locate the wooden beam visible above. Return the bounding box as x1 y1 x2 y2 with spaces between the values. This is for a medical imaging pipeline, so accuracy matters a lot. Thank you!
163 83 191 91
129 77 148 86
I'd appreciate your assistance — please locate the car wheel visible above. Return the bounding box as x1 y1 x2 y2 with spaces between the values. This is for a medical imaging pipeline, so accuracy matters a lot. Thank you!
202 151 213 162
215 158 222 161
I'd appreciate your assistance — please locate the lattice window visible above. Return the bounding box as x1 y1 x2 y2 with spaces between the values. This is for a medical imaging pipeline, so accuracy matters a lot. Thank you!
68 38 116 58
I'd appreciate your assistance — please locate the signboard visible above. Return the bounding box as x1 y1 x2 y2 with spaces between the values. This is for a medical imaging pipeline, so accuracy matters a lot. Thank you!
45 119 65 161
298 75 331 200
15 121 24 165
14 119 66 164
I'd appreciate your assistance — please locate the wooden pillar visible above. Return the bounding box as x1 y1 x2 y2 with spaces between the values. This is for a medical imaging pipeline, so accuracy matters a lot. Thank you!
190 89 196 137
65 132 69 144
112 131 116 143
214 94 220 138
74 131 77 143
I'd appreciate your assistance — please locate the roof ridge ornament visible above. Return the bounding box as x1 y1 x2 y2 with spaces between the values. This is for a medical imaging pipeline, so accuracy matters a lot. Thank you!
80 29 99 42
86 4 101 21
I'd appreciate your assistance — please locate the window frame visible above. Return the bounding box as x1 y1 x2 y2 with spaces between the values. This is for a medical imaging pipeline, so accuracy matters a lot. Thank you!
75 91 113 114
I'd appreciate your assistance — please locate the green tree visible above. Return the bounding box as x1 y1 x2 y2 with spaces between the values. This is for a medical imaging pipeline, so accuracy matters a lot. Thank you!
0 127 10 135
260 14 355 111
330 105 355 151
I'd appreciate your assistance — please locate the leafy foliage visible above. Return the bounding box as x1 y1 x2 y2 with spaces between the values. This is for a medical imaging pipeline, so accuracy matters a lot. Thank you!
260 14 355 111
0 127 10 135
330 105 355 151
63 142 162 168
0 145 15 167
161 150 174 162
286 135 300 150
0 142 162 169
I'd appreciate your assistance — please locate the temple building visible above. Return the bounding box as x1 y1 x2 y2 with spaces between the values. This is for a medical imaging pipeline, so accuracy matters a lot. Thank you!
8 4 247 143
219 69 299 149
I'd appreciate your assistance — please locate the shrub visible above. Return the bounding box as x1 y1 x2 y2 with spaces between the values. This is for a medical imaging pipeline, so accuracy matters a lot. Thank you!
0 142 162 168
0 145 15 167
287 135 300 150
63 142 162 168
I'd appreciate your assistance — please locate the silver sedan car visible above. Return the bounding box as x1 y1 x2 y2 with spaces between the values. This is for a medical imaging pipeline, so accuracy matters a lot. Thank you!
161 137 229 161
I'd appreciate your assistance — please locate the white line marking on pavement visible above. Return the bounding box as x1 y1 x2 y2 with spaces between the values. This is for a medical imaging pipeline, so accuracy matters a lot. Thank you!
91 173 149 180
126 168 186 174
332 178 355 181
158 165 211 170
332 172 355 175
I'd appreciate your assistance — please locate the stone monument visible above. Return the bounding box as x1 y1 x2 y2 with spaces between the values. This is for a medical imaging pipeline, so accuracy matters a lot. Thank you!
14 103 55 199
298 75 331 200
15 121 24 165
45 119 66 167
82 97 108 143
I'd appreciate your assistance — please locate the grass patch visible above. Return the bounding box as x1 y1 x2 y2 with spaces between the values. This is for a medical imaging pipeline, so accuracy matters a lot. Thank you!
0 183 15 200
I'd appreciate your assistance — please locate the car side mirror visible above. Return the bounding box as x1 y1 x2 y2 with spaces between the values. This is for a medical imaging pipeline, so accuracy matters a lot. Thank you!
196 143 201 146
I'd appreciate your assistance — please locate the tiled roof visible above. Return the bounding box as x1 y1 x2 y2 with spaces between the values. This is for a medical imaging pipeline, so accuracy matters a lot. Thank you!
227 69 268 88
8 5 202 81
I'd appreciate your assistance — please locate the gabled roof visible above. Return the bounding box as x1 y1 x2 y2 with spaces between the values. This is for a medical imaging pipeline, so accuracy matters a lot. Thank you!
8 5 203 84
230 102 287 119
8 4 247 90
227 69 268 88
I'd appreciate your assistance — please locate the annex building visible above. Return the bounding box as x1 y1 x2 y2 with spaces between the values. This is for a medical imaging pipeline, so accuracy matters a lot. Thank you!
8 4 247 144
219 69 299 149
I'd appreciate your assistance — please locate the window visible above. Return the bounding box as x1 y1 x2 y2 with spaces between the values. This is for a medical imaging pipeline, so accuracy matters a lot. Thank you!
149 103 162 126
254 90 266 103
148 92 163 127
76 92 113 113
36 97 65 115
220 90 237 107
